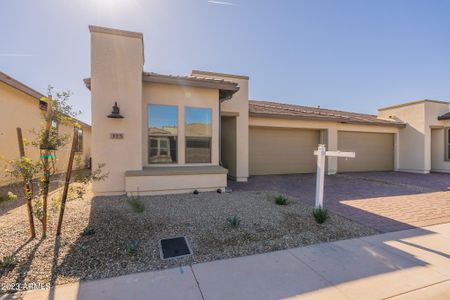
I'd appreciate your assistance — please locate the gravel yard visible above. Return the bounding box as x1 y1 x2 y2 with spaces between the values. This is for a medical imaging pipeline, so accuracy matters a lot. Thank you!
0 188 376 293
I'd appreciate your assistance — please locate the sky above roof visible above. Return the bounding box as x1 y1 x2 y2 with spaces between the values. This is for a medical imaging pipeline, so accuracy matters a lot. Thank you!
1 0 450 125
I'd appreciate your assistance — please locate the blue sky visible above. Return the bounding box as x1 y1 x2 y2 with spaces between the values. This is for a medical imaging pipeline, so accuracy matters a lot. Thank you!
1 0 450 124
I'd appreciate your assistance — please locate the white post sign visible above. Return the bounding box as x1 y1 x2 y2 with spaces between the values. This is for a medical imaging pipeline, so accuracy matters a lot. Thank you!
313 144 355 208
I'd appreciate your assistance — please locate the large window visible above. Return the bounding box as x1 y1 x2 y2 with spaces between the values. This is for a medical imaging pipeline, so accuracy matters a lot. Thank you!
446 128 450 161
148 105 178 164
185 107 212 163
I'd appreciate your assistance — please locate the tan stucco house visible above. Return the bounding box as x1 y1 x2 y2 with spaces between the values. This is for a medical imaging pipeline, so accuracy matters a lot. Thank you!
86 25 450 196
0 72 92 186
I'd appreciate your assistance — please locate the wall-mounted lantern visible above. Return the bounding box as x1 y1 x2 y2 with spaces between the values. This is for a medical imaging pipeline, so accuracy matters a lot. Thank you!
108 102 124 119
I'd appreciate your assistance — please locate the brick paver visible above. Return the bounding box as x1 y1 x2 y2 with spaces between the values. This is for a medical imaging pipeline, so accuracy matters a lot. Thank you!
229 172 450 232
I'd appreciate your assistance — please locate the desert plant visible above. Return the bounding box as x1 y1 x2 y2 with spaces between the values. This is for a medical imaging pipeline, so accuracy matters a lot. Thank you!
127 195 145 213
51 185 83 209
0 192 17 203
313 207 329 224
81 227 95 237
127 240 140 253
1 256 17 269
4 156 42 238
227 215 241 228
275 195 289 205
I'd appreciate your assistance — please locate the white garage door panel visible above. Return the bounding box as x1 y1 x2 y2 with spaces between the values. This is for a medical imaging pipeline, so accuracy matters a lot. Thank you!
249 127 320 175
338 131 394 172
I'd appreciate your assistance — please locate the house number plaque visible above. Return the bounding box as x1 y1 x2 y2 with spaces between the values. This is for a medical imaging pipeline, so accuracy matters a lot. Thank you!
110 133 124 139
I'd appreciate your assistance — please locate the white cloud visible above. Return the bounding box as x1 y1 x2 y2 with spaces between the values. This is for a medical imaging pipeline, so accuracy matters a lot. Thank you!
207 1 237 6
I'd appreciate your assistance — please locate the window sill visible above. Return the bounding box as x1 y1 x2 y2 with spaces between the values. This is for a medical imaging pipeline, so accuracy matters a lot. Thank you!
125 165 228 176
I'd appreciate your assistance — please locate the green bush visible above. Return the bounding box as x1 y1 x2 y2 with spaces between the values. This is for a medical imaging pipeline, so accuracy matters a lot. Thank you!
0 192 17 203
275 195 289 205
227 215 241 228
127 240 140 253
127 196 145 213
313 207 329 224
1 256 17 269
51 185 85 209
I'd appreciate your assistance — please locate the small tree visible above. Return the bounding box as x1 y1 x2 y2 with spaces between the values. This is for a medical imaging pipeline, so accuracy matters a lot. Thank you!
3 86 107 238
4 157 42 238
31 87 81 237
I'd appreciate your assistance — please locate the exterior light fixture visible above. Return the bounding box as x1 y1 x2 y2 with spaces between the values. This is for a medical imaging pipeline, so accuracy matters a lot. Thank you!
108 102 124 119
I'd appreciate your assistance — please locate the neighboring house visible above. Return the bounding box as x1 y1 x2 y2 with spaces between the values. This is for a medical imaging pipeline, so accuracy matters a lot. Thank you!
85 25 450 196
0 72 92 186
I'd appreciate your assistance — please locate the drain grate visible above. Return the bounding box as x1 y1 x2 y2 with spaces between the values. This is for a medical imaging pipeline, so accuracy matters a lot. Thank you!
159 236 192 260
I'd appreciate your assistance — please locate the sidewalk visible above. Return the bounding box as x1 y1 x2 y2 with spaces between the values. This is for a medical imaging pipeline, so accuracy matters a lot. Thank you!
3 223 450 300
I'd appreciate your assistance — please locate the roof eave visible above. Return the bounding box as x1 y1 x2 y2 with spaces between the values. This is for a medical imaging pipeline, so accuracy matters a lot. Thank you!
143 72 238 89
249 112 406 128
84 75 240 101
0 72 44 99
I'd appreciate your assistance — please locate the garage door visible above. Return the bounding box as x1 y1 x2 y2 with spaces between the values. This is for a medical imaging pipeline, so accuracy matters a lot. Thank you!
338 131 394 172
249 127 320 175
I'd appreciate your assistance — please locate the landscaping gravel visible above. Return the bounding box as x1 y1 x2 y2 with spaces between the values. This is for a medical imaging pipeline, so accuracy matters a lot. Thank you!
0 188 376 294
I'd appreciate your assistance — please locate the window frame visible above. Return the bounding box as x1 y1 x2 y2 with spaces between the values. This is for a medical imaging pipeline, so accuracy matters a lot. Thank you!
184 106 213 164
147 104 179 165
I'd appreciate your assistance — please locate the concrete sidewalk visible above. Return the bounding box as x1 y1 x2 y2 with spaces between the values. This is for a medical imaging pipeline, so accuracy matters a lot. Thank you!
3 223 450 300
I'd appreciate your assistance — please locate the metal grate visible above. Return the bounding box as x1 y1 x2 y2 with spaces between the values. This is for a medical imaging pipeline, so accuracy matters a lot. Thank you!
159 236 192 260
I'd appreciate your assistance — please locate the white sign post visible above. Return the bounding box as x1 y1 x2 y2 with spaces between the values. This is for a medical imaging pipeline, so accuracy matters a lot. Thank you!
313 144 355 209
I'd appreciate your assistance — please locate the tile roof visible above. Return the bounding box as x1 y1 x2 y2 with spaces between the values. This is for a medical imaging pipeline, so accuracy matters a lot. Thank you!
249 100 406 127
84 72 240 101
142 72 239 101
438 111 450 120
143 72 239 86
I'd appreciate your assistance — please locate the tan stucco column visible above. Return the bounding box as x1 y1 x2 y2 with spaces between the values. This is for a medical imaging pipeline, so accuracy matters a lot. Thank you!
326 127 338 174
192 70 249 182
89 26 144 195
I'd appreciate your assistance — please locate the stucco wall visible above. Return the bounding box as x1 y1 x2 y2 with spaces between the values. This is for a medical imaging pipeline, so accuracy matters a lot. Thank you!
378 100 449 173
125 173 226 196
89 26 144 195
192 71 249 182
0 82 42 185
0 82 90 186
378 103 427 173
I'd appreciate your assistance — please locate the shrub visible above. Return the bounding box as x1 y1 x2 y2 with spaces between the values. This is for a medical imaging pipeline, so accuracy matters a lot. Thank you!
227 215 241 228
127 240 140 253
275 195 288 205
7 192 17 201
51 185 85 209
313 207 329 224
0 192 17 203
127 196 144 213
81 227 95 236
1 256 17 269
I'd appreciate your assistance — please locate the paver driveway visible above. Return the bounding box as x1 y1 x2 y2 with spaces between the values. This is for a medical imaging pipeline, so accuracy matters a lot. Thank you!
229 172 450 232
